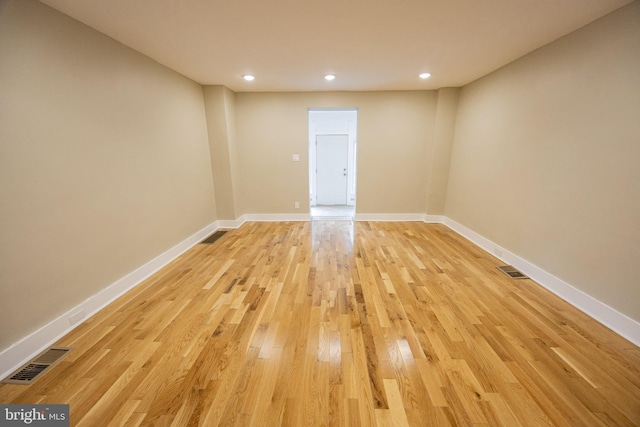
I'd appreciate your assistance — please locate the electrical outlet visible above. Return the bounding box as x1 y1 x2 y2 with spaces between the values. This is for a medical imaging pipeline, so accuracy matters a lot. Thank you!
294 201 300 209
292 154 300 162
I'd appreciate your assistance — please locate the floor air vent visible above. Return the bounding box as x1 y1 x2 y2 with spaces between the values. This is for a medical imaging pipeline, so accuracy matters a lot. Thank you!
497 265 529 279
2 347 73 385
201 230 227 244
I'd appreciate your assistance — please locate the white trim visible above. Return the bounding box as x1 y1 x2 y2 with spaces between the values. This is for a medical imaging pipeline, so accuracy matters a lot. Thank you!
424 214 445 223
243 213 310 222
442 217 640 347
355 213 426 222
216 216 246 229
0 221 219 380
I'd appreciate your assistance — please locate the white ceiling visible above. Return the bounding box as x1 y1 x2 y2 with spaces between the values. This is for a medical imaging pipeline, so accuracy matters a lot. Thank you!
39 0 632 92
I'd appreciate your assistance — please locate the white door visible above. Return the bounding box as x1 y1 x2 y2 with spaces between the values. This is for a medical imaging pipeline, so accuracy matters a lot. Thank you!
316 134 348 205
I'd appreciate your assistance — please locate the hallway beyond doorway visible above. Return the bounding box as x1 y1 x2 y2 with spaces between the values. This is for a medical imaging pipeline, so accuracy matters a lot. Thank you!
308 109 358 210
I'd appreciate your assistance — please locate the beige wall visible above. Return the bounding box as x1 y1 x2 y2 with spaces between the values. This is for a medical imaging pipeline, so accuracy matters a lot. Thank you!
224 87 243 218
426 88 460 215
235 91 437 214
0 0 216 350
203 86 241 220
445 2 640 320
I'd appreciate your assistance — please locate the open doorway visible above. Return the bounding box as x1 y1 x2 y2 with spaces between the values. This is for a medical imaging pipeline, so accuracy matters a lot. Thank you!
308 109 358 220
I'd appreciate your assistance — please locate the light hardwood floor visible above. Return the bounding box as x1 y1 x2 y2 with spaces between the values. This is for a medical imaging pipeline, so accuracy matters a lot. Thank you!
1 221 639 426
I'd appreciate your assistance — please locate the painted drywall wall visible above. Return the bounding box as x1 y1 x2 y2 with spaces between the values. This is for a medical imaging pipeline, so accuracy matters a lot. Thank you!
235 91 437 215
223 87 243 218
203 86 241 220
0 0 216 351
445 1 640 321
426 88 460 215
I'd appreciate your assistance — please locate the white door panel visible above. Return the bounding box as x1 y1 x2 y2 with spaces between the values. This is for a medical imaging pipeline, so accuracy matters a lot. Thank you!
316 134 348 205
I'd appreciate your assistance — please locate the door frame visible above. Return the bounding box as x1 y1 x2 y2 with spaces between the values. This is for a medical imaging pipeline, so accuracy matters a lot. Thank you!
308 108 358 208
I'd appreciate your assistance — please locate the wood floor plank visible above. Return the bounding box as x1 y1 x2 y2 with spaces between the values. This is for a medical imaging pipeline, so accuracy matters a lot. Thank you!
2 221 639 426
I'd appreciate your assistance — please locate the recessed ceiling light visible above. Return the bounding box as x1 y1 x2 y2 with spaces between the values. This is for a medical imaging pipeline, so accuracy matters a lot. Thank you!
419 73 431 79
243 74 255 81
324 74 336 81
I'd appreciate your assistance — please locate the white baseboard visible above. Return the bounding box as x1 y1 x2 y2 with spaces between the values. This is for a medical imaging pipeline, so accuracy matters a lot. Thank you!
0 221 219 381
355 213 426 222
442 217 640 347
424 214 445 223
228 213 438 223
243 213 310 222
216 217 246 229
